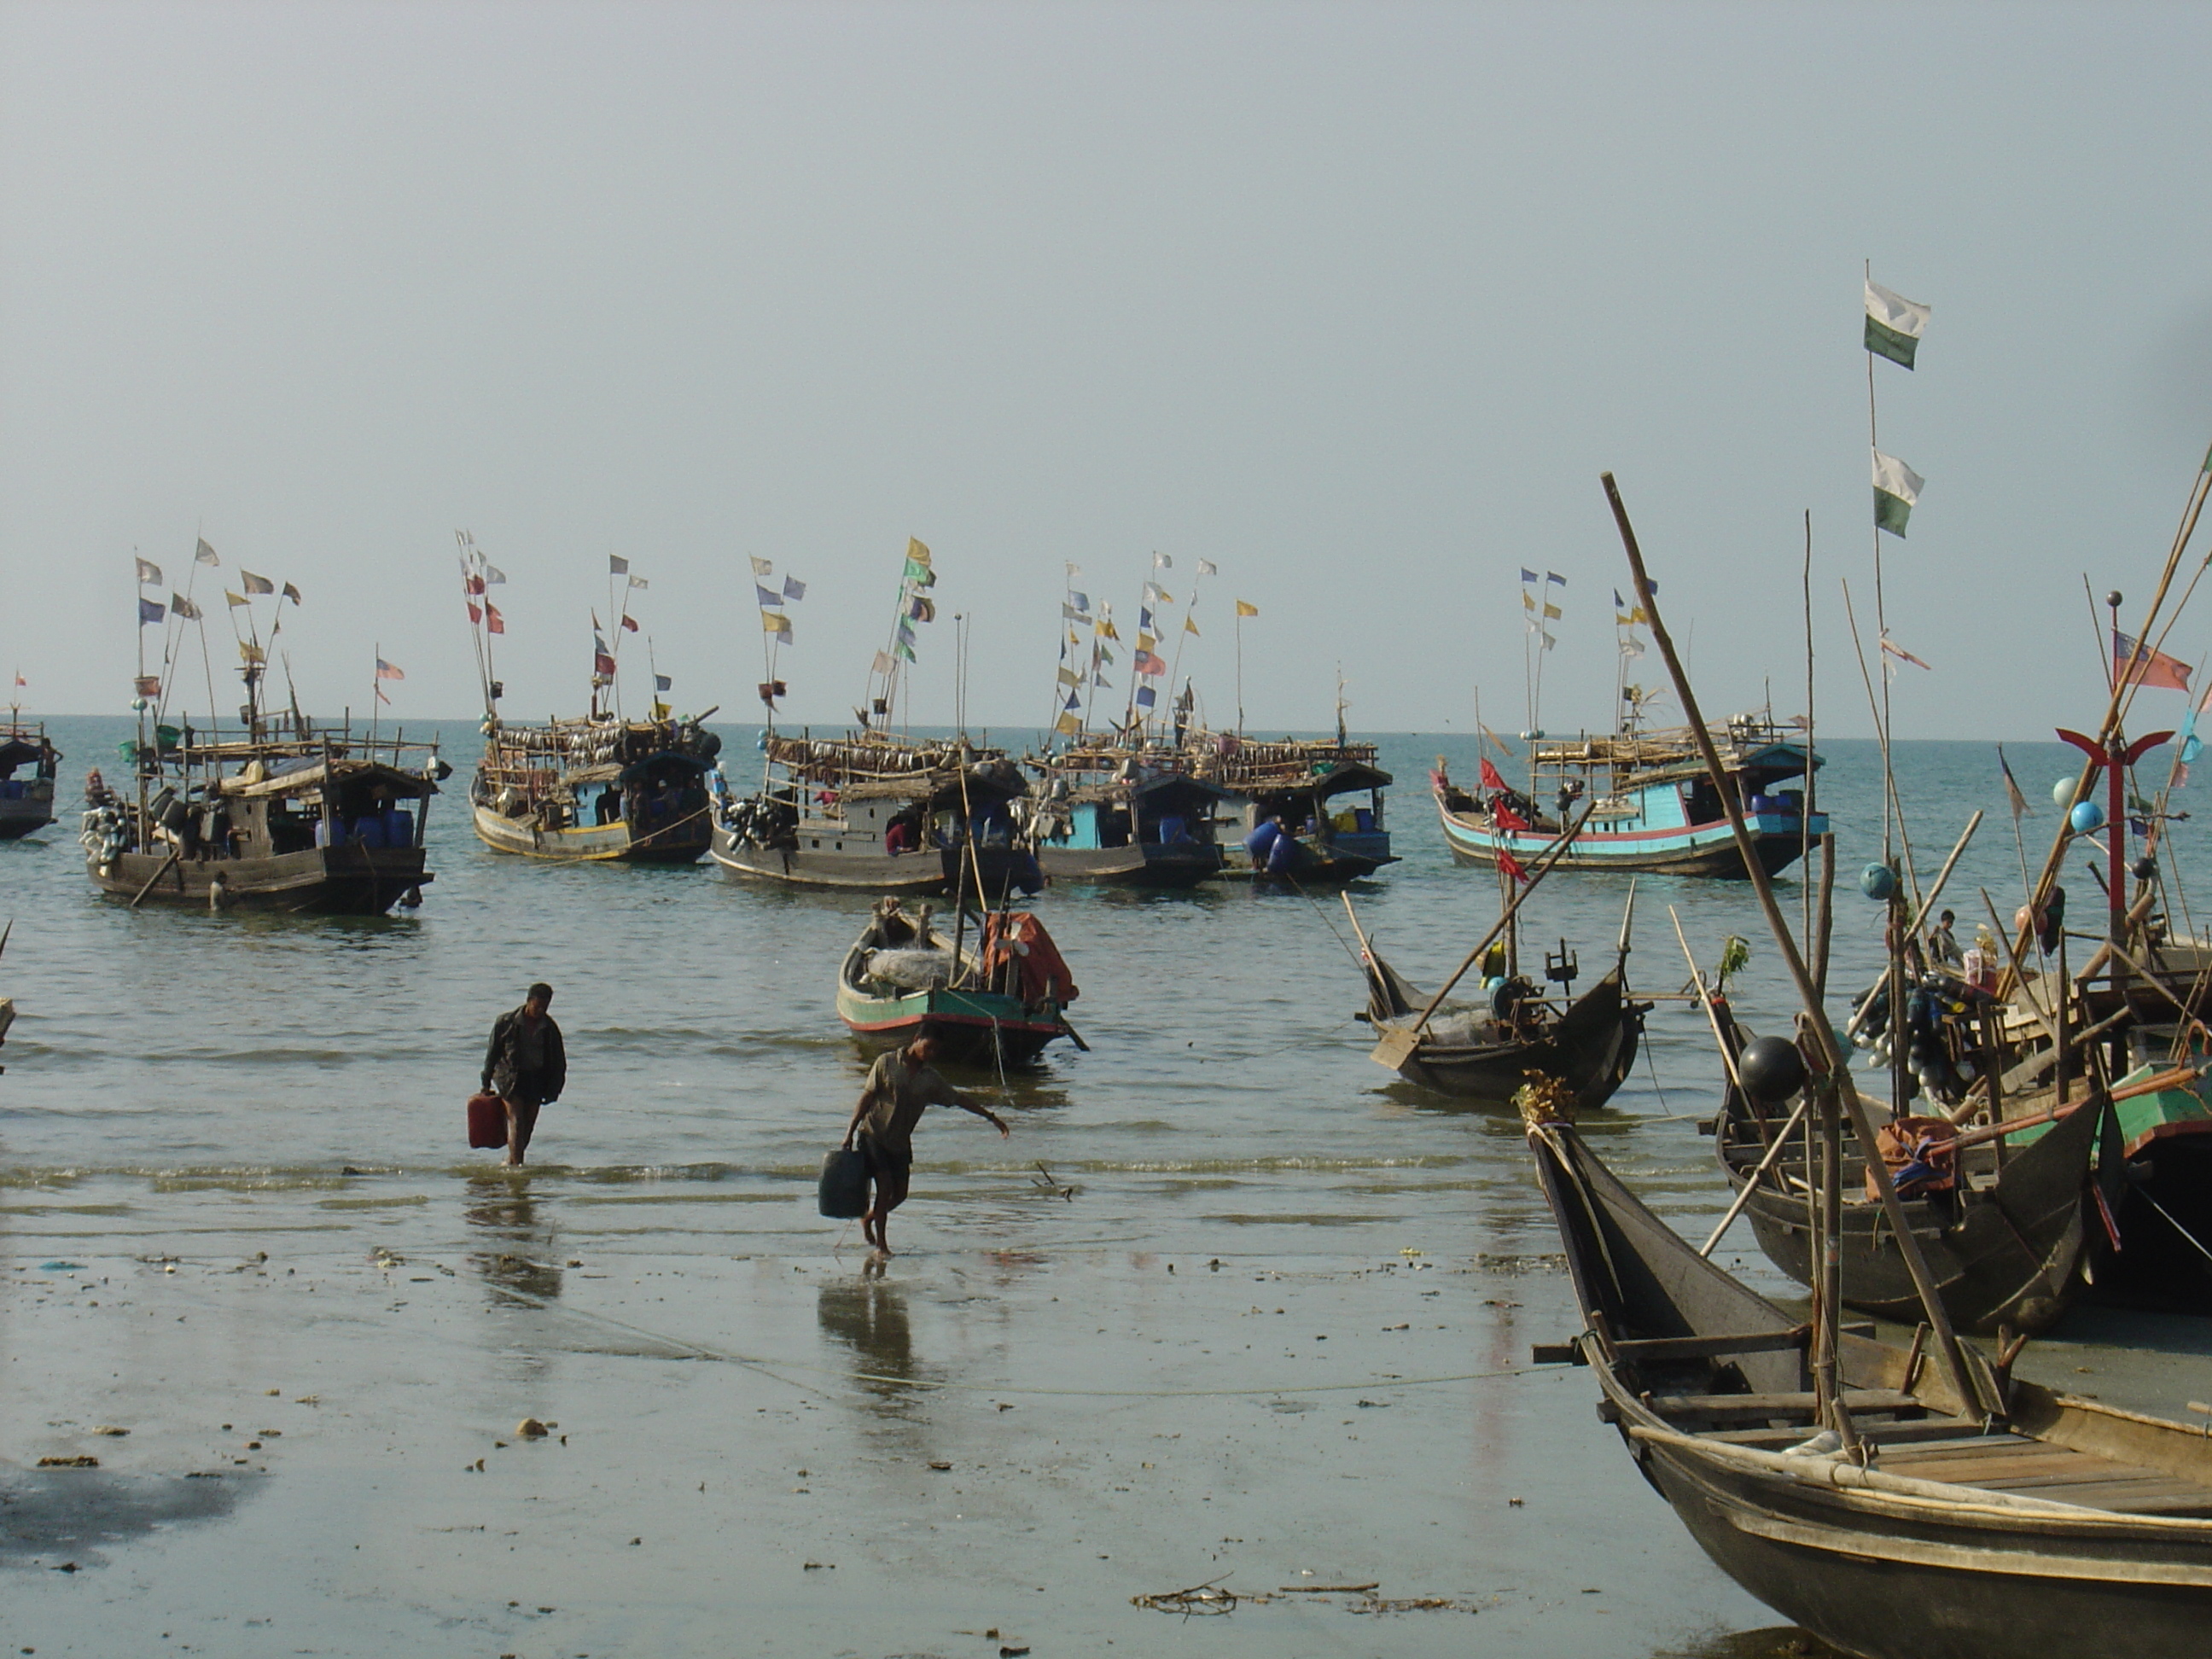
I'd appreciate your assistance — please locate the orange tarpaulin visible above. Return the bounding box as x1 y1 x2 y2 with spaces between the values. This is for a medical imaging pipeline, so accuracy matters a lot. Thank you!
982 912 1079 1006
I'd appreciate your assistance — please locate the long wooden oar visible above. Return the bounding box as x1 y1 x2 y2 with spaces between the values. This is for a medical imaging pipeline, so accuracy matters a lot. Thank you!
1367 804 1593 1070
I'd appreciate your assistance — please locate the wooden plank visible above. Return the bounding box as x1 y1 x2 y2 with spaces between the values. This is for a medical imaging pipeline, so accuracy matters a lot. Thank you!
1612 1328 1809 1362
1651 1388 1919 1422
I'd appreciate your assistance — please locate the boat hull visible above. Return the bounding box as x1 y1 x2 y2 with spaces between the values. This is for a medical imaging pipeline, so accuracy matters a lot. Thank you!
1035 841 1221 888
1438 798 1825 879
0 794 55 839
713 825 1035 897
1386 971 1643 1109
474 804 708 864
835 983 1068 1065
88 846 432 915
1220 834 1398 885
1635 1424 2212 1659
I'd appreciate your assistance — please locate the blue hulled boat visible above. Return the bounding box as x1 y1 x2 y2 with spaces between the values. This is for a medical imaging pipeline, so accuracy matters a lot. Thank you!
1434 713 1825 879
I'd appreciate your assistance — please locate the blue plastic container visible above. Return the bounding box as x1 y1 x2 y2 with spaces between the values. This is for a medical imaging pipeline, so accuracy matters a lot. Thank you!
384 809 413 847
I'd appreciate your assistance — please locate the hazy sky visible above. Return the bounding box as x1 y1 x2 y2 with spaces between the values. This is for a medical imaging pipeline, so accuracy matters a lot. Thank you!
6 2 2212 740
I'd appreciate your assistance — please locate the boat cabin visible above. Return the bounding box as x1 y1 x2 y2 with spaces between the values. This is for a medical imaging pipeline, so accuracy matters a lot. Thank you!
1033 770 1225 853
211 758 439 856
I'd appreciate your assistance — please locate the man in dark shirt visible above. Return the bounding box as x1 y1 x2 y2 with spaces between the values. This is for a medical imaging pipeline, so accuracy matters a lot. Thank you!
840 1029 1008 1256
481 982 566 1167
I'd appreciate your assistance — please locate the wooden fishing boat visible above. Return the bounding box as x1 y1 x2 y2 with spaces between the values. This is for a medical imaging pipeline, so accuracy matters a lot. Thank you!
713 732 1040 898
471 713 718 863
81 716 442 914
1197 734 1396 883
835 898 1078 1064
1434 713 1825 878
1528 1107 2212 1659
0 721 61 839
1710 996 2122 1337
1357 934 1644 1108
1990 1047 2212 1313
1025 742 1226 888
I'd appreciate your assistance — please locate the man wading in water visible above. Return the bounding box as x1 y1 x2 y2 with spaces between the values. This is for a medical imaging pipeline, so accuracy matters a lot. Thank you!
841 1028 1009 1256
481 982 566 1167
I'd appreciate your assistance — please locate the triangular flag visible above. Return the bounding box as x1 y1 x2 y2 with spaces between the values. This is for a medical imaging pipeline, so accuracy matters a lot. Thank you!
195 538 219 566
485 602 504 634
1184 616 1201 636
481 563 506 585
375 658 405 680
240 570 275 596
1196 559 1218 577
1153 551 1173 569
282 582 302 605
1235 600 1258 618
171 594 202 621
225 591 249 608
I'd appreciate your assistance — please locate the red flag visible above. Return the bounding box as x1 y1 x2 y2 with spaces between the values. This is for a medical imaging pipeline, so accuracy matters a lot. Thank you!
595 649 618 676
1498 848 1529 884
1478 756 1506 794
466 600 482 625
484 603 504 635
2116 630 2191 691
465 574 486 596
1492 802 1528 833
620 614 639 633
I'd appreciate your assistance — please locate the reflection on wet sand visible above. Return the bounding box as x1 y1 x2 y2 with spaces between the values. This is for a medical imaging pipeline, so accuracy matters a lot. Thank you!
463 1172 565 1303
817 1263 934 1417
0 1468 243 1569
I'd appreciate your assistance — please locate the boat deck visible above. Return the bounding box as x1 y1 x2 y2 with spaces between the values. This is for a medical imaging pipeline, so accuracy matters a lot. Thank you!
1650 1382 2212 1516
1883 1435 2212 1516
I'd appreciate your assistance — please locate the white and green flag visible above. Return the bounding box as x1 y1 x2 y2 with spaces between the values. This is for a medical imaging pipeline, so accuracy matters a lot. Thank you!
1865 280 1930 370
1872 450 1924 537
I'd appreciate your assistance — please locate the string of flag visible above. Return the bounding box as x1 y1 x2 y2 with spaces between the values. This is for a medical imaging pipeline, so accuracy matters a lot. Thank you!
1866 276 1931 538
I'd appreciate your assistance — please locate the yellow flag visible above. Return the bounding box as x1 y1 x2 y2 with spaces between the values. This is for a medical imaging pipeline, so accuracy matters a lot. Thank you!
1522 592 1536 611
225 591 249 608
1055 712 1080 735
1184 616 1201 637
763 611 792 638
1097 619 1120 640
906 536 931 566
1137 632 1156 653
1543 602 1562 620
1235 600 1258 618
237 641 265 665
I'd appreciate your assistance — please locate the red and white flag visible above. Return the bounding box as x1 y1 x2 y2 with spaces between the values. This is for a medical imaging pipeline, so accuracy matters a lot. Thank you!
484 603 505 635
2116 630 2190 692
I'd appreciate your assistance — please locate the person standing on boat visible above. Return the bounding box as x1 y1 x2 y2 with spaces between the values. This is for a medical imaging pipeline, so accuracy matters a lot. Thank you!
481 982 566 1167
840 1028 1008 1257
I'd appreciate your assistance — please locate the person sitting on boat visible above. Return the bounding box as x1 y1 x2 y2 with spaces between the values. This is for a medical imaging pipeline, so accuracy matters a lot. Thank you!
595 783 623 826
839 1027 1009 1258
480 982 566 1168
885 812 917 855
1928 908 1962 967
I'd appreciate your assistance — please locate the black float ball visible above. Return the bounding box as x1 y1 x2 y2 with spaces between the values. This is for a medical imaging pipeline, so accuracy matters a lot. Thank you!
2133 856 2157 882
1738 1035 1808 1104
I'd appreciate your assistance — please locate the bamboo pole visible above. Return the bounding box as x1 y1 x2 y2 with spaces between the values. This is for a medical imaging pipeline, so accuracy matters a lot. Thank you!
1602 470 1987 1420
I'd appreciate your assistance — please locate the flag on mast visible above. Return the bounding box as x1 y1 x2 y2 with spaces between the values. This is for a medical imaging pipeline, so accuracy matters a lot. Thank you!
137 597 165 626
240 570 276 596
1872 451 1924 537
135 557 163 585
609 555 630 575
1235 600 1258 617
2115 630 2192 691
195 538 219 566
1865 279 1930 370
1996 747 2032 818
